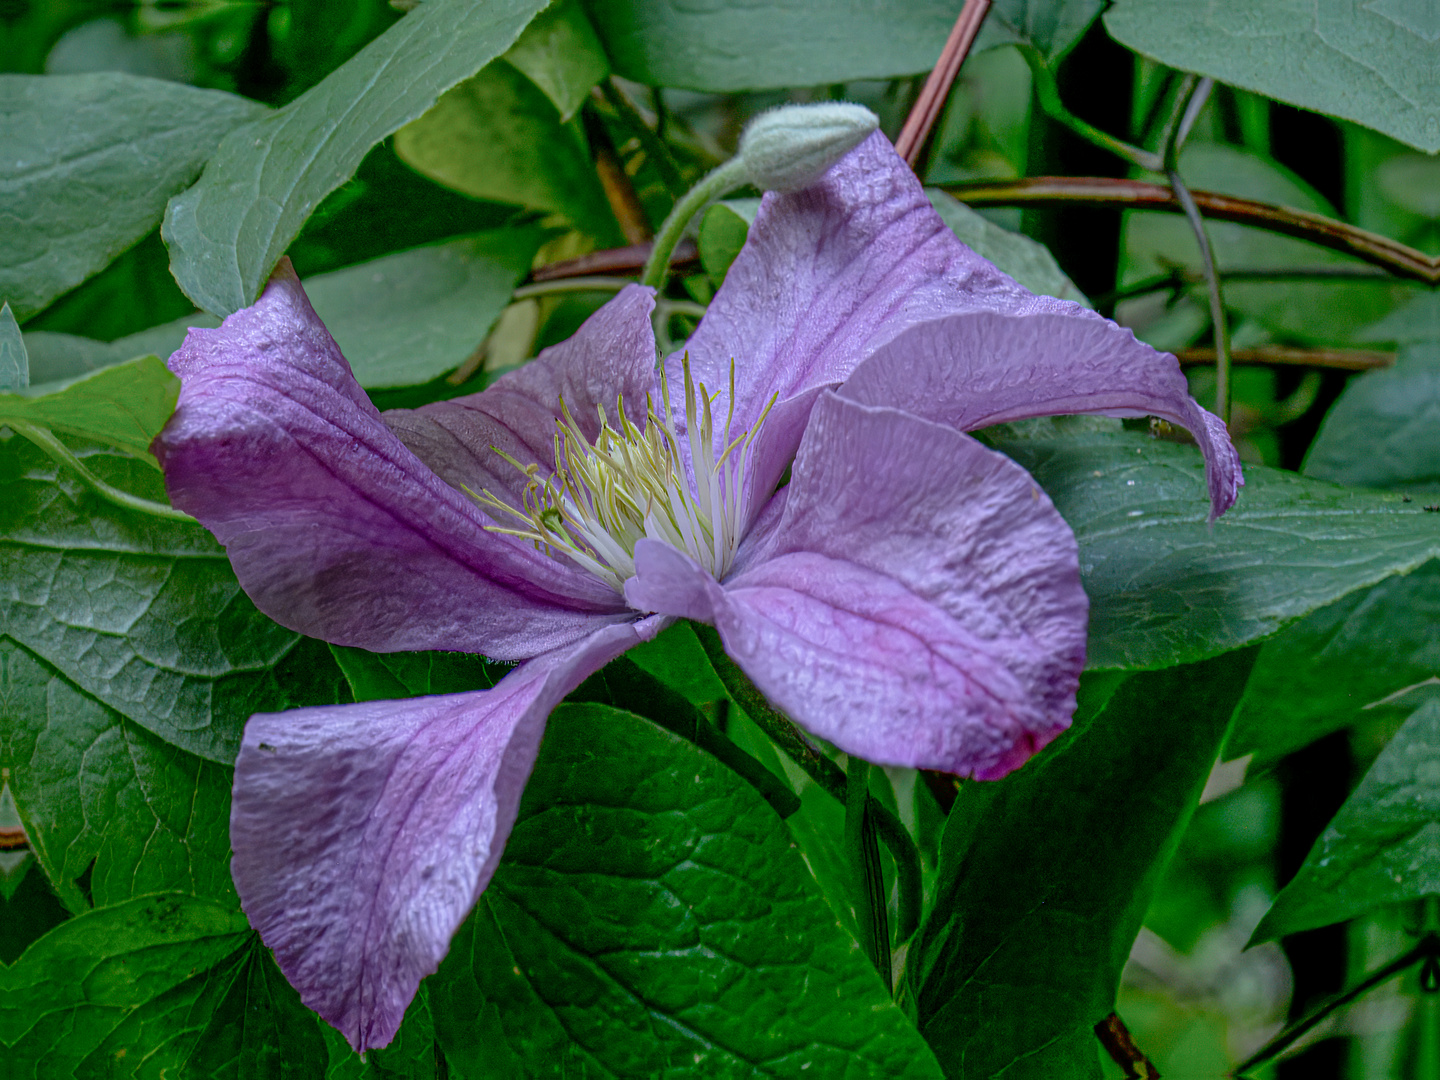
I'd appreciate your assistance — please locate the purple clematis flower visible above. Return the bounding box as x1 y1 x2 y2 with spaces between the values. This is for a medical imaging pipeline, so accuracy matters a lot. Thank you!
155 132 1240 1052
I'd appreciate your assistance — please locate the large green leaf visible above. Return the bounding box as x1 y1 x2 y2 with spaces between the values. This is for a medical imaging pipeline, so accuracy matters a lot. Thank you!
24 229 541 392
0 639 236 913
293 231 545 389
431 701 943 1078
1106 0 1440 154
584 0 1098 92
1 355 178 463
1304 293 1440 492
987 420 1440 669
163 0 551 317
0 303 26 391
1252 699 1440 943
394 60 620 242
503 0 609 121
913 652 1255 1079
0 73 263 320
1226 561 1440 765
0 435 351 764
1118 142 1413 347
0 894 250 1076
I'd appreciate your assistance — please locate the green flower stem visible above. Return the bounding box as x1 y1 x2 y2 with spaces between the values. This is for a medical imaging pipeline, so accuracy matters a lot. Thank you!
1022 46 1158 172
512 276 634 300
8 420 197 524
640 157 748 291
845 757 892 988
1168 168 1232 426
691 622 925 953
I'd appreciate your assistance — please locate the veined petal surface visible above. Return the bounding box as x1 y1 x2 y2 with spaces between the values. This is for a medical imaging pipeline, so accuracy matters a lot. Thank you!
156 261 628 661
631 394 1088 778
229 619 659 1052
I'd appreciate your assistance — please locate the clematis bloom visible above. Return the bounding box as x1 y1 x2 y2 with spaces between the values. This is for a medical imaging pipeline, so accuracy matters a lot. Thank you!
155 133 1240 1051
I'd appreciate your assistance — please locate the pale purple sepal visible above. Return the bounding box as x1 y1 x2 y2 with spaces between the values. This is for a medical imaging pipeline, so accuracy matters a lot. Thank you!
230 617 663 1052
385 285 657 513
840 311 1244 519
155 260 629 662
629 394 1087 778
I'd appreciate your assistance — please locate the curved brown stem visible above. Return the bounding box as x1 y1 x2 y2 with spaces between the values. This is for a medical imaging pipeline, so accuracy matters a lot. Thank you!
944 177 1440 284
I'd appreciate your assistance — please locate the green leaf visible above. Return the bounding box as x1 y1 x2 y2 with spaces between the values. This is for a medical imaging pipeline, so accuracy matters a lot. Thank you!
1105 0 1440 154
971 0 1104 63
0 435 352 764
585 0 1096 92
1118 142 1413 347
987 420 1440 669
162 0 551 317
698 199 759 288
394 59 620 242
1252 699 1440 943
431 701 943 1078
301 232 546 389
1227 561 1440 765
927 189 1089 305
0 894 250 1076
0 73 263 320
1304 293 1440 492
24 313 217 389
0 355 178 463
0 639 237 912
0 303 27 391
503 0 609 121
913 651 1256 1079
183 938 329 1080
330 645 506 703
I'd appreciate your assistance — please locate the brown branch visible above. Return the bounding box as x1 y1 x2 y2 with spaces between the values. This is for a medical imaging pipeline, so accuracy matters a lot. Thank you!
895 0 993 167
1176 346 1393 372
945 177 1440 284
529 238 699 283
584 103 653 246
1095 1013 1160 1080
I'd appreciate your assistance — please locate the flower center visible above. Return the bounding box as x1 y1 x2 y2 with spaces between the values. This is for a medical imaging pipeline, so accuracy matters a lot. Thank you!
473 356 775 595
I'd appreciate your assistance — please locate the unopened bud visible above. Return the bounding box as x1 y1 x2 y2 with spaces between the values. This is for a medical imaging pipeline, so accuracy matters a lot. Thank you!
737 103 879 193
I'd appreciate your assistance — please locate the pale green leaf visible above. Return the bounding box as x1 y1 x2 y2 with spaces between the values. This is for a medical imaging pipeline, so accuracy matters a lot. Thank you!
163 0 551 316
0 355 177 462
0 73 263 320
1252 699 1440 942
1106 0 1440 153
0 303 27 391
503 0 609 121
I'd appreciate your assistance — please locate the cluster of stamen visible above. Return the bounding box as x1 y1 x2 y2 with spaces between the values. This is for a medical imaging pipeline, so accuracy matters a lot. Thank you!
472 356 775 595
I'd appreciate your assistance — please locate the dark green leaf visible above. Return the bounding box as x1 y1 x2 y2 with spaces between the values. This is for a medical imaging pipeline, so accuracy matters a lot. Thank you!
330 645 506 703
0 73 263 319
163 0 551 316
0 894 250 1077
987 420 1440 669
585 0 1096 92
394 60 620 242
625 619 728 706
503 0 609 121
1 435 351 764
1252 699 1440 943
432 701 943 1078
1 355 178 463
1304 350 1440 493
1106 1 1440 153
1227 562 1440 764
914 652 1256 1078
323 985 438 1079
183 938 328 1080
0 639 236 911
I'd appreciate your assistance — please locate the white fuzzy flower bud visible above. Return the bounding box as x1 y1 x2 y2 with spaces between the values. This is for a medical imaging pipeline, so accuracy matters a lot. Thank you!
736 103 880 193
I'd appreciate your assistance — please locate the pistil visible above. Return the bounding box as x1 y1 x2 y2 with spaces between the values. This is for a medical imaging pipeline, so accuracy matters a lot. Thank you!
473 356 775 597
